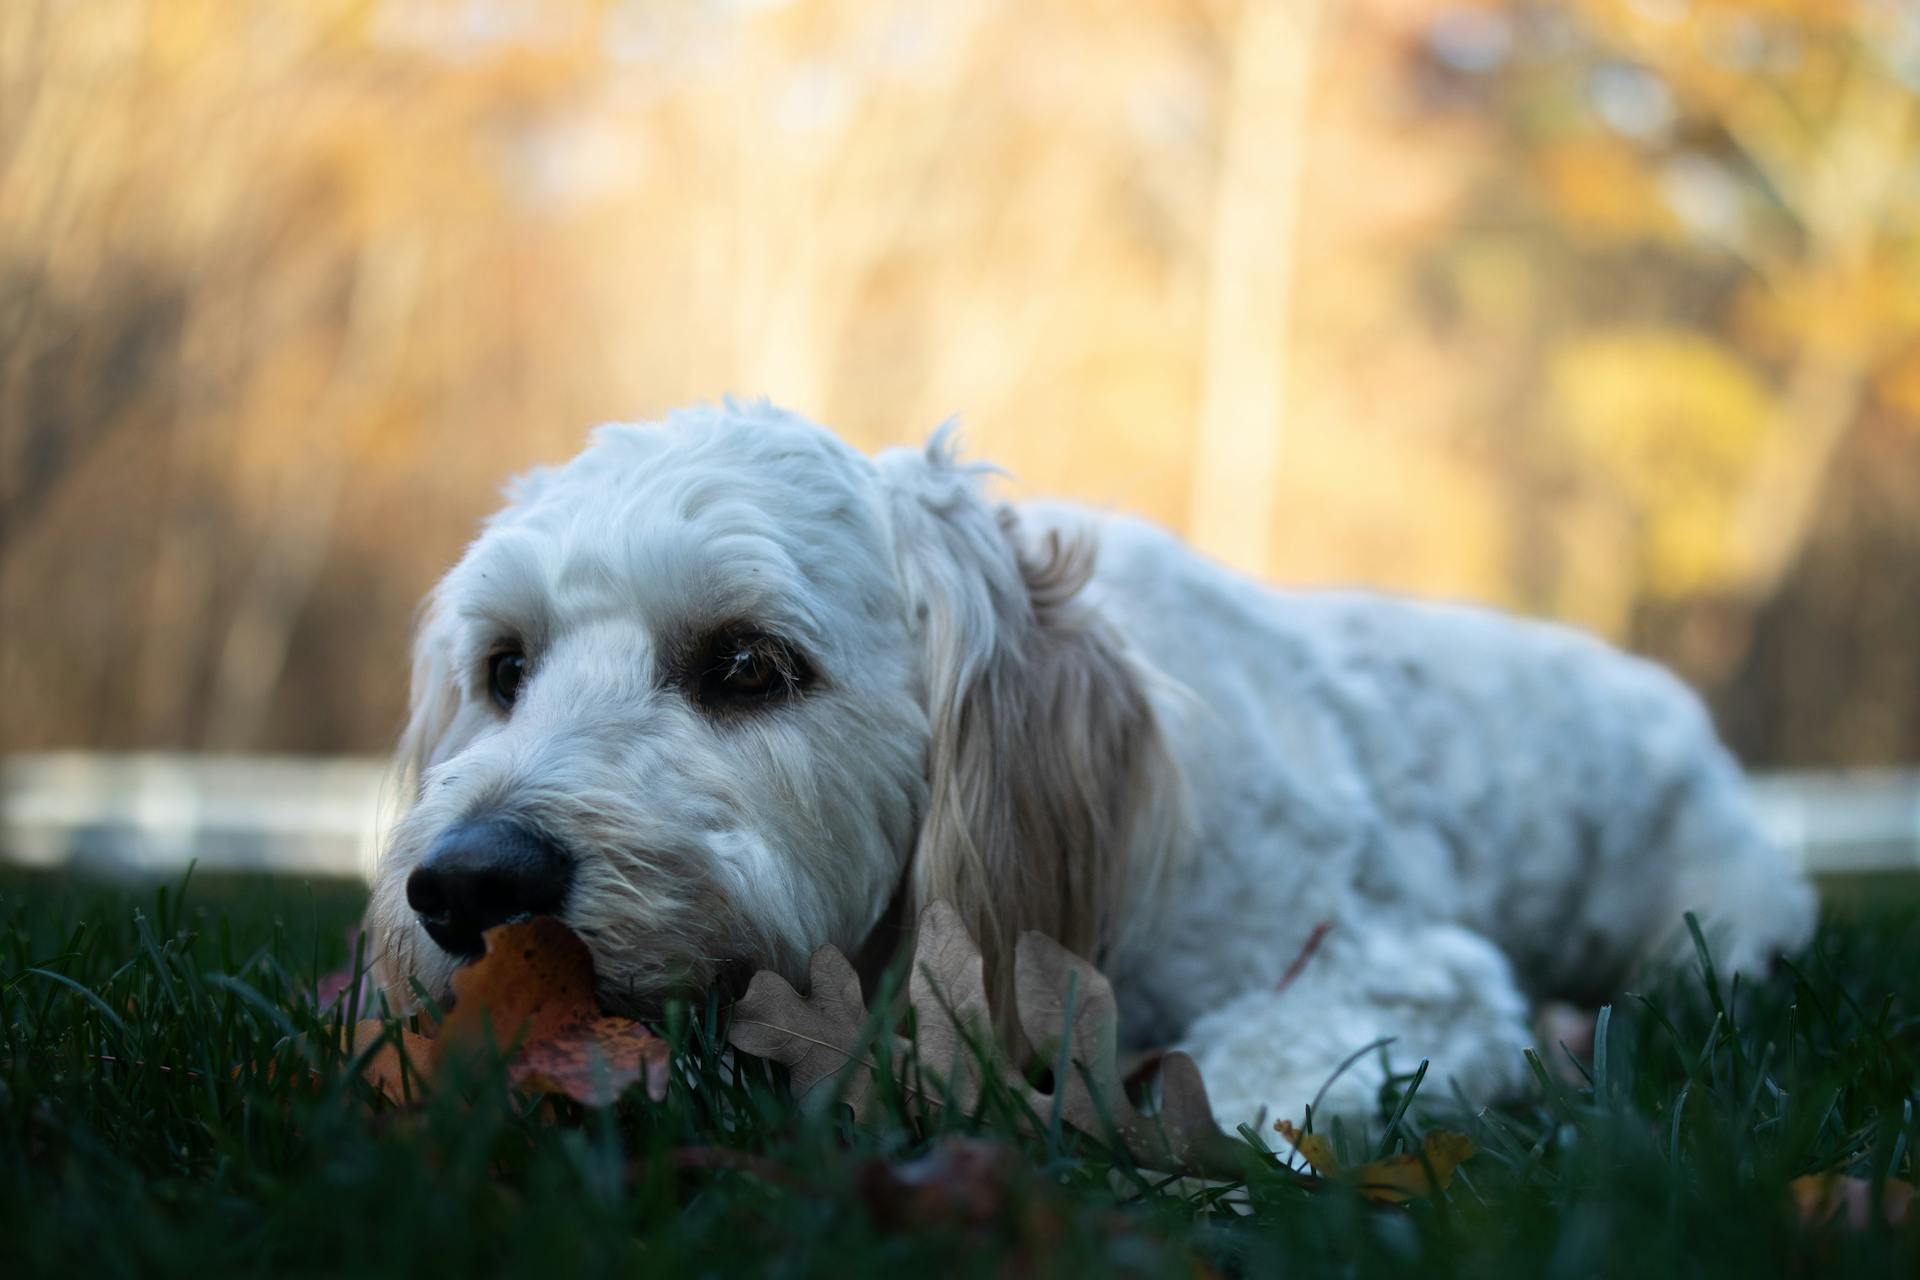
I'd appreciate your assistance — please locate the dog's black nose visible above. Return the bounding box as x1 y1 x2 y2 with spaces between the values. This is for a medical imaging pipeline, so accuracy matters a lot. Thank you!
406 817 571 957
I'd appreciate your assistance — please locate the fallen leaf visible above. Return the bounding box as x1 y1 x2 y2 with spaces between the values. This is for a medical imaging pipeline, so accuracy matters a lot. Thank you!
857 1136 1023 1231
1790 1174 1915 1230
728 900 1248 1178
321 918 669 1107
345 1019 436 1105
1013 926 1241 1176
907 900 995 1104
1274 1122 1341 1179
433 917 671 1106
1276 1120 1474 1204
854 1135 1217 1274
729 943 891 1116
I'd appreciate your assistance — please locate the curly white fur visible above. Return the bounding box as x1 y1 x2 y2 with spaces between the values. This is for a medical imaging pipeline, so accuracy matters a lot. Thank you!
367 401 1816 1128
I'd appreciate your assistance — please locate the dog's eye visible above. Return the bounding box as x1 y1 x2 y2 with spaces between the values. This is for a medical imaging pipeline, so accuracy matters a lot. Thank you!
694 631 811 710
488 649 527 710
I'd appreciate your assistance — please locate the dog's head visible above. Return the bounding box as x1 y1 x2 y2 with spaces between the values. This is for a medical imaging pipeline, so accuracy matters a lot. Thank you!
366 403 1181 1016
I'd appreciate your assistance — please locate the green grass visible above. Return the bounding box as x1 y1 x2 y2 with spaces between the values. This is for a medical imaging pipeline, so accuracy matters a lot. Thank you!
3 869 1917 1279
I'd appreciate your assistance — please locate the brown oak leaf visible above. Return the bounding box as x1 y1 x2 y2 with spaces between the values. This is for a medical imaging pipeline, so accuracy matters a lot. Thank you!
728 900 1247 1178
728 901 995 1120
728 942 898 1117
907 901 995 1103
1013 926 1241 1176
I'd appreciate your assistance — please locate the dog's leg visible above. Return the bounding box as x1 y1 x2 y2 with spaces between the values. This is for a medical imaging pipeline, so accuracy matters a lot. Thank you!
1177 920 1537 1132
1659 767 1818 982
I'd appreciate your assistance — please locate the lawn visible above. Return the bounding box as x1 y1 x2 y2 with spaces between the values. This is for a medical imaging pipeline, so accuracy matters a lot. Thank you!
3 868 1917 1278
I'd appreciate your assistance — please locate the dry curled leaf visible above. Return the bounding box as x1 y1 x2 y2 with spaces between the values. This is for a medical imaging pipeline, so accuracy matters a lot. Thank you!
1789 1174 1915 1230
1275 1120 1474 1204
336 917 668 1107
728 900 1245 1178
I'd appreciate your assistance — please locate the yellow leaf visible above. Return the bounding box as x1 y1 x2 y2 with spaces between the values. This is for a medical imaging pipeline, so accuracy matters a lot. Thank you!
1276 1121 1474 1204
1274 1120 1343 1178
1789 1174 1915 1230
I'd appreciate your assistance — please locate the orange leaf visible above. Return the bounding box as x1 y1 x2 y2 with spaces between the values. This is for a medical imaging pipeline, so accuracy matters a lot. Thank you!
433 917 670 1106
345 1019 436 1105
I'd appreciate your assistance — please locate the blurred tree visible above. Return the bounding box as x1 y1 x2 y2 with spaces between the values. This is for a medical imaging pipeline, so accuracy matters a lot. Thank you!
1406 0 1919 707
0 0 596 750
1 0 1914 766
1720 418 1920 766
1186 0 1325 576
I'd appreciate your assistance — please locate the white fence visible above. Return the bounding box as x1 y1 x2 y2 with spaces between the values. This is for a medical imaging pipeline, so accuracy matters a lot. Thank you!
1748 770 1920 875
2 752 1918 880
1 753 391 879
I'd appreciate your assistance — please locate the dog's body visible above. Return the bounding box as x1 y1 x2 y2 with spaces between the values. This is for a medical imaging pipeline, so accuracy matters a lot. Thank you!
370 402 1816 1126
1054 509 1815 1117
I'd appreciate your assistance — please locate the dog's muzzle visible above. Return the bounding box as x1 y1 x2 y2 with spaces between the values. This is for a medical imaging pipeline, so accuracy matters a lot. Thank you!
405 815 572 957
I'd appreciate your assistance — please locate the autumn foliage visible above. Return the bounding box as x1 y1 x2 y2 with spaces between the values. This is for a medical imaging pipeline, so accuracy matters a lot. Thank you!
3 0 1917 764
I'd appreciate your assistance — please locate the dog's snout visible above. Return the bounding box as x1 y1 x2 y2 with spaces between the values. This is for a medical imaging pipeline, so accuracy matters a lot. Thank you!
406 817 571 957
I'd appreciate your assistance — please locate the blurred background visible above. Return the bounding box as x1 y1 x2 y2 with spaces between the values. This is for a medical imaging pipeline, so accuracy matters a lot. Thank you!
3 0 1917 878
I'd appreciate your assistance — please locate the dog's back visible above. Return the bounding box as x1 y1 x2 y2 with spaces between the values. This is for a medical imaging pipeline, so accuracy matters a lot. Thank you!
1030 503 1815 1031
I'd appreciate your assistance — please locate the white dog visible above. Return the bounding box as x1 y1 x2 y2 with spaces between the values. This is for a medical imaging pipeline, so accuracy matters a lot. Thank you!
368 401 1816 1125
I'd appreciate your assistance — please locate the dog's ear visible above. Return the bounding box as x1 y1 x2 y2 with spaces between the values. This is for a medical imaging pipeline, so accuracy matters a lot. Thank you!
397 463 556 795
878 433 1185 1019
394 588 469 798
